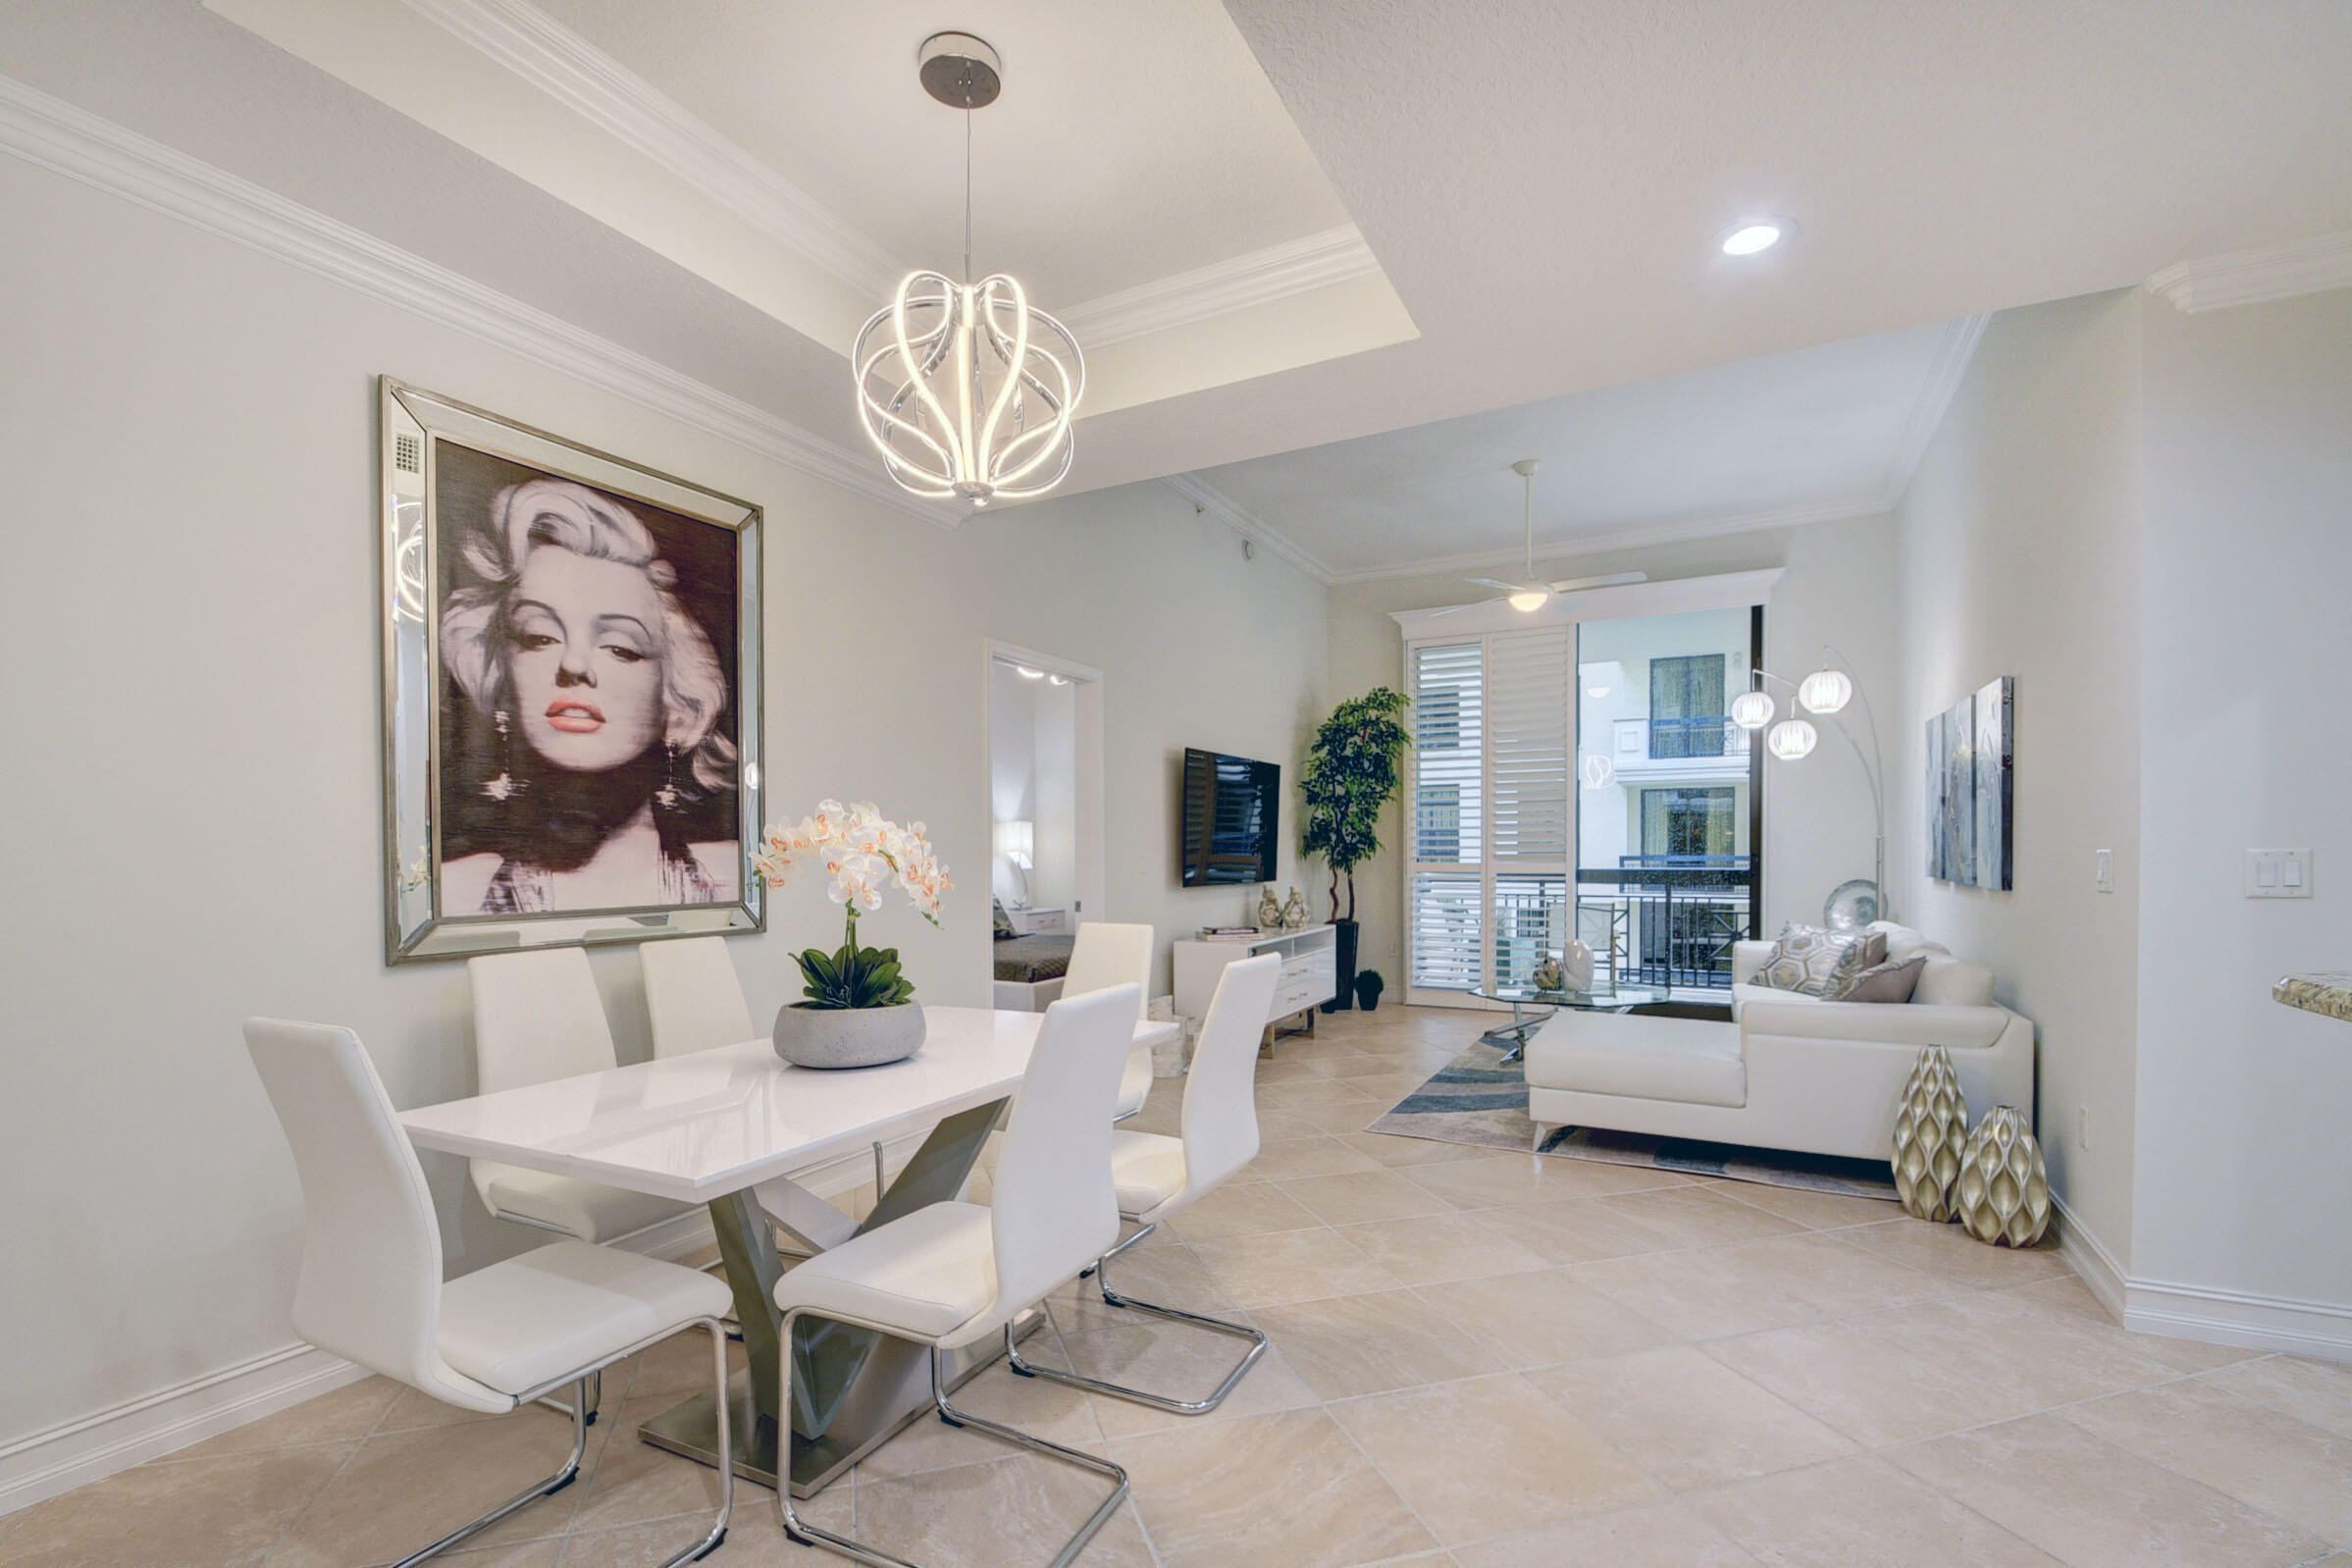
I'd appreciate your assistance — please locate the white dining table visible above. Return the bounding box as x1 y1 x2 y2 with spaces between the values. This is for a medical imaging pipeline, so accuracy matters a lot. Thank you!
400 1005 1178 1495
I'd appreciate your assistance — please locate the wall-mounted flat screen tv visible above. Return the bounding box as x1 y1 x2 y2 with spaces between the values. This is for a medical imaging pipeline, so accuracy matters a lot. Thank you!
1179 748 1280 887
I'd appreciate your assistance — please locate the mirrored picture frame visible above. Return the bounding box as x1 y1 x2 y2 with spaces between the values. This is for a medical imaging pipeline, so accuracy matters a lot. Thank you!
381 379 764 963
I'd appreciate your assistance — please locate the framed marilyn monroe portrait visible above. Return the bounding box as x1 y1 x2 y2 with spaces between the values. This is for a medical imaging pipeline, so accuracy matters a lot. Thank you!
380 379 763 963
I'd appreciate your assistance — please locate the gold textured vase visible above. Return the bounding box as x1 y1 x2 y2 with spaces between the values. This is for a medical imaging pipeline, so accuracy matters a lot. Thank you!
1892 1045 1968 1222
1957 1105 2052 1247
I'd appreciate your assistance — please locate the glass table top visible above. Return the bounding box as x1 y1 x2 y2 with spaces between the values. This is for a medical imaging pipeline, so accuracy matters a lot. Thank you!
1470 981 1716 1010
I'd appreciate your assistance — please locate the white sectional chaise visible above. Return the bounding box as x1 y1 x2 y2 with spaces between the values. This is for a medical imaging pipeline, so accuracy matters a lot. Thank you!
1523 922 2036 1164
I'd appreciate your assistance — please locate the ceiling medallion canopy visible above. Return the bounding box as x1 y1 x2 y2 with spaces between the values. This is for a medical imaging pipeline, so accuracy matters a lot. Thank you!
853 32 1084 508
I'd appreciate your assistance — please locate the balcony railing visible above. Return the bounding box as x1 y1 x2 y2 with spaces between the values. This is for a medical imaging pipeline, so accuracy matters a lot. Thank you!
1648 715 1732 758
1579 860 1754 988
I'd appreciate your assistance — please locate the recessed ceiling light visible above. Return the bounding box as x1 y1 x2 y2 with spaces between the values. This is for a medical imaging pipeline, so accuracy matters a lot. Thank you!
1719 219 1792 257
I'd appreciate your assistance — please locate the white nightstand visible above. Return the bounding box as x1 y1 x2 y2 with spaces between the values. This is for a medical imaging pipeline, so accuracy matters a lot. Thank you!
1006 905 1069 935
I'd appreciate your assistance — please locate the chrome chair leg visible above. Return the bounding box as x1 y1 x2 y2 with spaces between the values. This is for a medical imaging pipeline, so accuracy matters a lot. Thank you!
776 1312 1128 1568
391 1378 590 1567
533 1366 599 1426
1009 1224 1268 1416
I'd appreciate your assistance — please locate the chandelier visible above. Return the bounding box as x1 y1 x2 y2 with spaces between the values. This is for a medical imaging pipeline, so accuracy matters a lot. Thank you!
853 33 1084 507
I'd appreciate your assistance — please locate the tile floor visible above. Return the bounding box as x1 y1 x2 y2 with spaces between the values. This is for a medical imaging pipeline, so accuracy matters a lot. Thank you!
7 1005 2349 1567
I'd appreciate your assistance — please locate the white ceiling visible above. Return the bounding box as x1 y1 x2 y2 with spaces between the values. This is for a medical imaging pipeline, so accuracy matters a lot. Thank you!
1190 315 1980 581
4 0 2351 539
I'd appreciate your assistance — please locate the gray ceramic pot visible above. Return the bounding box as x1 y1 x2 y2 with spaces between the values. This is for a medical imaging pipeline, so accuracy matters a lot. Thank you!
771 1002 925 1069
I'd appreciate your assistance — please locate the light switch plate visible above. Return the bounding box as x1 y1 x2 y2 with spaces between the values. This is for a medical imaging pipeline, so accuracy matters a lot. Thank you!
2245 849 2314 899
2095 850 2113 893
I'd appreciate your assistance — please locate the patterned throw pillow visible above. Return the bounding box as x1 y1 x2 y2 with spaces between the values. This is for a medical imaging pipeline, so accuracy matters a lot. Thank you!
992 899 1017 940
1757 923 1887 998
1838 953 1926 1003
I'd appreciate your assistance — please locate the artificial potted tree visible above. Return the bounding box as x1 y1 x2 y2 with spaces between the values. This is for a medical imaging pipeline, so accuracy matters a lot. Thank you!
1300 687 1411 1012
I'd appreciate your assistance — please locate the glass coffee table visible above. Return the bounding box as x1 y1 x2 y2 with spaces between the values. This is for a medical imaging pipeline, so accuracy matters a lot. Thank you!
1472 982 1731 1063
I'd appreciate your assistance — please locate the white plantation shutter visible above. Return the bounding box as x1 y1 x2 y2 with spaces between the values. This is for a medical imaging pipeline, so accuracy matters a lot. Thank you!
1409 872 1485 991
1411 642 1482 864
1487 628 1571 863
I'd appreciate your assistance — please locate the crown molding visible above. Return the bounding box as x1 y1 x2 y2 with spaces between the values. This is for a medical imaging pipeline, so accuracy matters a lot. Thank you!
0 74 956 527
398 0 906 300
1322 492 1895 587
1159 472 1335 582
2145 228 2352 313
1061 227 1383 347
1883 313 1987 500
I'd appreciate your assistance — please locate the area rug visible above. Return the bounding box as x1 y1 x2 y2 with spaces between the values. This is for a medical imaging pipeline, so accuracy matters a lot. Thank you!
1367 1040 1899 1201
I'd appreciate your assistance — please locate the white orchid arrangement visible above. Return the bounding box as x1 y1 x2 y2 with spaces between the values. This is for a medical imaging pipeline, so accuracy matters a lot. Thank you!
754 801 951 1010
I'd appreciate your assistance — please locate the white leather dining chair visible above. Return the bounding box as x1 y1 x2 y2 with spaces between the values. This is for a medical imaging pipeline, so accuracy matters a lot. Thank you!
243 1019 734 1568
770 983 1139 1566
468 949 690 1243
1006 952 1281 1415
1061 921 1157 1120
642 935 756 1058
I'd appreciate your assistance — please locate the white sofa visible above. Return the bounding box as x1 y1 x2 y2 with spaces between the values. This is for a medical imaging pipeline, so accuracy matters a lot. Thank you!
1525 922 2036 1164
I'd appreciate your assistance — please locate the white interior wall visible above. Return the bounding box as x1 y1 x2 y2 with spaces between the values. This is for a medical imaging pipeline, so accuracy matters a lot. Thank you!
2131 286 2352 1318
1891 288 2146 1273
987 662 1038 907
1326 513 1898 994
1031 678 1078 911
0 154 1326 1455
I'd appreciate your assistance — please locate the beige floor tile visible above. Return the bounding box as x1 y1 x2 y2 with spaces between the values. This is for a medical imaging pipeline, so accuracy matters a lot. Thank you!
1403 1152 1686 1211
444 1539 564 1566
1335 1130 1495 1170
1254 1287 1504 1399
1329 1373 1659 1543
2203 1354 2352 1438
1889 1414 2328 1567
850 1452 1154 1568
1108 1408 1437 1568
1188 1226 1400 1308
1995 1275 2265 1374
1713 1181 1907 1231
1578 1185 1809 1249
1246 1107 1328 1141
1235 1135 1386 1183
1331 1071 1438 1103
1335 1211 1551 1286
1258 1076 1406 1113
1569 1230 1951 1340
1163 1180 1322 1241
854 1358 1103 1481
1705 1285 2177 1446
1416 1266 1677 1368
1279 1168 1459 1227
1693 1454 2061 1566
555 1494 845 1563
0 1441 356 1568
2058 1378 2352 1543
1050 1243 1237 1333
606 1332 749 1404
1032 1323 1322 1438
1527 1346 1855 1490
1281 1097 1407 1135
160 1376 403 1461
1449 1498 1760 1566
375 1382 521 1435
269 1406 598 1565
1834 1215 2070 1287
551 1395 734 1539
1464 1194 1701 1264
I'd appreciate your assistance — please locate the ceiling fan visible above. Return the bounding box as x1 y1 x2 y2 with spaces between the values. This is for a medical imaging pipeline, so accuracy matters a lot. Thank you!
1430 458 1646 617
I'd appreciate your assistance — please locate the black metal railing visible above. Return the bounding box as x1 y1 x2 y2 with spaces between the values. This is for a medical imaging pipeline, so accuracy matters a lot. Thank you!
1647 715 1731 758
1578 862 1754 988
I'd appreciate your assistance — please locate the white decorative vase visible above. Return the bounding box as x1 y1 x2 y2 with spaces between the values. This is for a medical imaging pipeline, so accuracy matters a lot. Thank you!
1892 1044 1968 1222
1561 937 1595 992
772 1002 925 1070
1957 1106 2052 1247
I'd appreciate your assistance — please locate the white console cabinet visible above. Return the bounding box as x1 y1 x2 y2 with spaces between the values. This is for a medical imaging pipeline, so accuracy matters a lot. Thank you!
1173 924 1337 1044
1005 905 1068 935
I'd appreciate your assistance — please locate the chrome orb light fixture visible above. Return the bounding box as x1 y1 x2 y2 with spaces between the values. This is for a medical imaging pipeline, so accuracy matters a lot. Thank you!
853 33 1084 507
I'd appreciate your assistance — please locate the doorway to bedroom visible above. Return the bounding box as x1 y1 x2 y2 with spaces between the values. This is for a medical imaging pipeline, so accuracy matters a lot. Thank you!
984 643 1105 1008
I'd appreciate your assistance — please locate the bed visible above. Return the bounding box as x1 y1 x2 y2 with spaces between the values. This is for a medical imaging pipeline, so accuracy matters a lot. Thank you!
991 933 1074 1012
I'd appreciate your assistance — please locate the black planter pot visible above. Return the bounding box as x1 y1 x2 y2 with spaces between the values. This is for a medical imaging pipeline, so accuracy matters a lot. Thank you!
1324 917 1360 1012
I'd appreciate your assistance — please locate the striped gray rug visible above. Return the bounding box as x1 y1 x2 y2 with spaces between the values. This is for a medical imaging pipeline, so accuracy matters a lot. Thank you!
1367 1040 1899 1201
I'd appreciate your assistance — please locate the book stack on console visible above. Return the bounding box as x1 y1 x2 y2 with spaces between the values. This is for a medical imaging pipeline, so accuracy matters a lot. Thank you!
1198 926 1263 942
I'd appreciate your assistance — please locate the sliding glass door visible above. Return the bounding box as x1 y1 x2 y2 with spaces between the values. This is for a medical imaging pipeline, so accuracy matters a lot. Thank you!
1405 604 1761 1007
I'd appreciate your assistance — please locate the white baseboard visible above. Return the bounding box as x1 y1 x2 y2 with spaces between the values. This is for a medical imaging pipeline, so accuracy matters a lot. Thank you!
2053 1193 2351 1363
0 1134 938 1519
0 1341 371 1518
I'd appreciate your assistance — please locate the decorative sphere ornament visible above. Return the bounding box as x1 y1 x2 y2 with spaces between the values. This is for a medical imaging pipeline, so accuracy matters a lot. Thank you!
1893 1045 1969 1222
1956 1106 2052 1247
